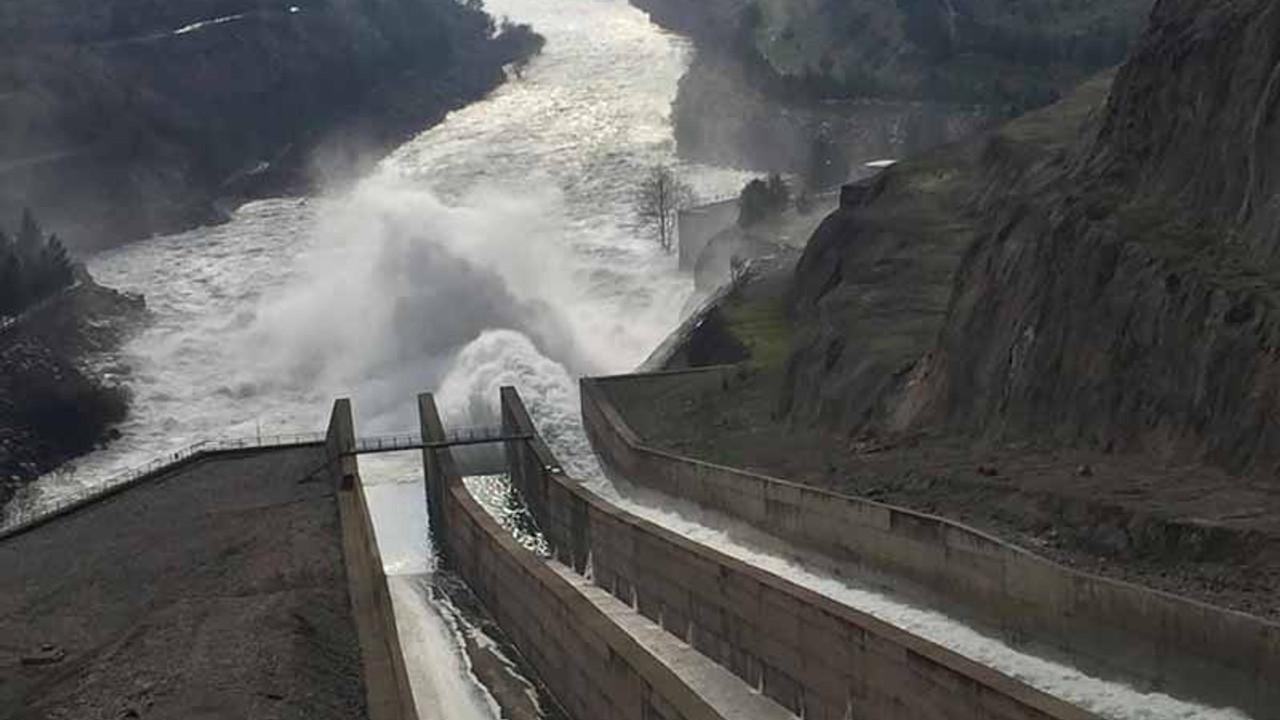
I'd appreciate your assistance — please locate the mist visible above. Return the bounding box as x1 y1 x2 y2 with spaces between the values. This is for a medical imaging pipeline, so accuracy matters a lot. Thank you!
243 175 603 430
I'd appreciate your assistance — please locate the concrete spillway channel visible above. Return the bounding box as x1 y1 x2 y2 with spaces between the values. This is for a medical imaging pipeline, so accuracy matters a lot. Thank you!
446 383 1273 720
576 371 1278 720
428 389 1096 720
579 478 1254 720
421 392 808 720
12 388 1262 720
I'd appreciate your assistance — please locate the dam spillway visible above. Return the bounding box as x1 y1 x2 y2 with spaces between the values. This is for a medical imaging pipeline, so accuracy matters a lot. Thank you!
4 384 1274 720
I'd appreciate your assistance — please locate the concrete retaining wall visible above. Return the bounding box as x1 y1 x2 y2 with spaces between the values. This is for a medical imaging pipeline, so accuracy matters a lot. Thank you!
496 387 1092 720
678 199 738 271
420 393 749 720
580 371 1280 720
327 400 418 720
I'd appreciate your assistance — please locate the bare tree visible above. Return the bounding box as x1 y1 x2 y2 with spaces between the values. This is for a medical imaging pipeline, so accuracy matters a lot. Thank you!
635 165 695 254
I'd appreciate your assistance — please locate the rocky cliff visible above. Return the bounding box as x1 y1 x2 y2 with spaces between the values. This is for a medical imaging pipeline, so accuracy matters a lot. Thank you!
0 0 541 250
778 0 1280 480
782 74 1113 432
897 0 1280 476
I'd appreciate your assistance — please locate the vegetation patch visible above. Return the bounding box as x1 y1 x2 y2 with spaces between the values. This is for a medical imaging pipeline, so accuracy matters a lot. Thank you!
720 286 794 372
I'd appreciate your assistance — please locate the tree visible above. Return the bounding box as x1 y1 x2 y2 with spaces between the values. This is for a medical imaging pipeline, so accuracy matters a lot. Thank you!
0 231 21 316
0 209 76 317
766 173 790 210
738 173 791 227
636 165 695 254
17 208 43 262
805 126 849 190
38 234 74 297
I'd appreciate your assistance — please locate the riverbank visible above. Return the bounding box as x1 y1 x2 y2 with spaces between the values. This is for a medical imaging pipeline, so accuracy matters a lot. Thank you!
629 0 1148 177
669 47 996 177
0 0 543 251
0 273 145 513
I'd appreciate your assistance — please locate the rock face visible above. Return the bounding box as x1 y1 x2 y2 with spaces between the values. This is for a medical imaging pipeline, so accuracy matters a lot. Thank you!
782 0 1280 481
0 0 540 250
637 0 1280 634
905 0 1280 476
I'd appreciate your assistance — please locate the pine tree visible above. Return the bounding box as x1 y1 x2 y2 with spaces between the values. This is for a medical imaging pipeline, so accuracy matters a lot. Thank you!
0 229 17 313
0 231 23 316
0 210 76 315
42 234 74 292
17 208 43 263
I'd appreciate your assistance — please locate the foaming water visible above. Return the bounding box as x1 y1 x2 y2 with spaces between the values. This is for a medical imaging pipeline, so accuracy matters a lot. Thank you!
388 575 506 720
576 475 1252 720
17 0 746 512
464 473 552 557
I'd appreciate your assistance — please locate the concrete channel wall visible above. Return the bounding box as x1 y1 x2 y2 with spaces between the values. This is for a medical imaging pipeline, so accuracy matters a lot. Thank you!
326 400 418 720
580 370 1280 720
495 387 1092 720
419 393 748 720
677 198 738 271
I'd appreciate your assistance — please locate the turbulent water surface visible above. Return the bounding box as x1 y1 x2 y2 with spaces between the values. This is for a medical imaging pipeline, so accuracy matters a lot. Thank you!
46 0 743 484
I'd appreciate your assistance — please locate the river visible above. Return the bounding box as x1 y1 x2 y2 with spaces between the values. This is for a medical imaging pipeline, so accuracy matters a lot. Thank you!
11 0 747 717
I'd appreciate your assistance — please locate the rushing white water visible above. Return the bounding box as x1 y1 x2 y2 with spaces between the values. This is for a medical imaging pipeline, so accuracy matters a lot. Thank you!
16 0 745 513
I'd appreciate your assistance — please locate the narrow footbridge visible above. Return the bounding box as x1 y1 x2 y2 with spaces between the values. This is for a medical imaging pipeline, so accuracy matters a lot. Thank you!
1 425 531 536
341 426 531 456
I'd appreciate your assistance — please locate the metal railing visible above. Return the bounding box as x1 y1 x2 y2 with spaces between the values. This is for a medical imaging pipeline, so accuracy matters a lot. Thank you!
2 425 529 535
683 195 738 212
1 432 327 534
347 426 527 455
